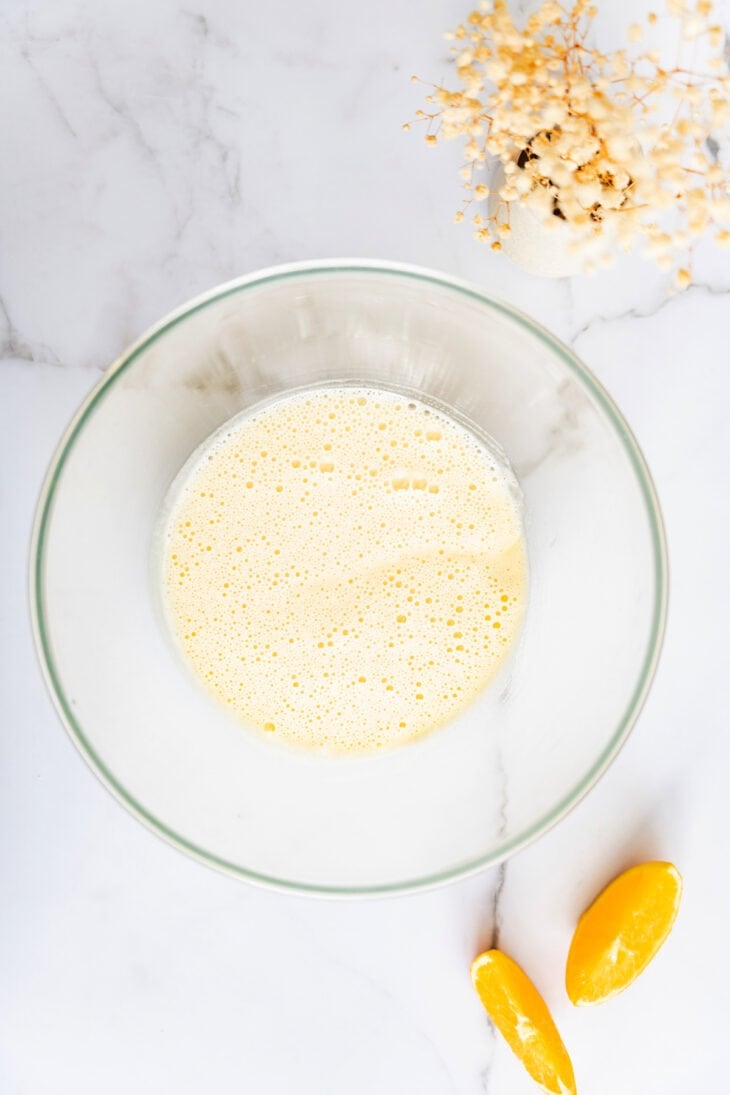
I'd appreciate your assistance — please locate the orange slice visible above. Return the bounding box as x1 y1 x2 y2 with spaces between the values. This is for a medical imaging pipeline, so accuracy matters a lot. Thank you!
565 861 682 1006
471 950 576 1095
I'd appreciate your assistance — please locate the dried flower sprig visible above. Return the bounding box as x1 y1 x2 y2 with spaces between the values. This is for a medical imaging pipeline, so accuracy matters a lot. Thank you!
409 0 730 283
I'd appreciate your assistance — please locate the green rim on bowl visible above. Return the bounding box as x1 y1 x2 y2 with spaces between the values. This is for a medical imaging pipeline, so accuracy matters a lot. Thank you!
30 260 668 896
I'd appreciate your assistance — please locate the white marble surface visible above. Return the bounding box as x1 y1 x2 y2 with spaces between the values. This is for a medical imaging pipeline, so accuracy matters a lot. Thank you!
2 0 730 1091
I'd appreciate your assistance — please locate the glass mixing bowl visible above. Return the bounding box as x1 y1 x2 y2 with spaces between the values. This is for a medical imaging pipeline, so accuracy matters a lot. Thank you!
31 261 667 895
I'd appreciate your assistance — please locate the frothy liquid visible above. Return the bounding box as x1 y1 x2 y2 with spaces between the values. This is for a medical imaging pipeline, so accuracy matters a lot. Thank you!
162 387 527 753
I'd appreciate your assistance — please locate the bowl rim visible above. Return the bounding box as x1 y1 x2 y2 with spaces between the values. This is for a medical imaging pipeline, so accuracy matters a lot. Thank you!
29 259 668 898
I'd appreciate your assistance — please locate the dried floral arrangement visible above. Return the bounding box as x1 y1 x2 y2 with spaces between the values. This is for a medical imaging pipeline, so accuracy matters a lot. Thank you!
409 0 730 283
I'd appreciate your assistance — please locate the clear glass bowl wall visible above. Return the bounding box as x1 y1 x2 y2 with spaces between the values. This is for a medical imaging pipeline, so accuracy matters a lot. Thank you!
32 263 667 895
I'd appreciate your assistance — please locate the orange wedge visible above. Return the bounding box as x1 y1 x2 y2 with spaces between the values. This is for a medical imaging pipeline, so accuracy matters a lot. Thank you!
565 861 682 1006
471 950 576 1095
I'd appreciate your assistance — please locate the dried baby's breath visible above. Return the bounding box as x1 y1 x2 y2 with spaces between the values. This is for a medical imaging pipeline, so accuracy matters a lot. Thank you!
411 0 730 281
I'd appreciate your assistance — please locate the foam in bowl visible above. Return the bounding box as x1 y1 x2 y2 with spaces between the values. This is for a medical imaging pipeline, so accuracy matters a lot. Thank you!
161 386 528 754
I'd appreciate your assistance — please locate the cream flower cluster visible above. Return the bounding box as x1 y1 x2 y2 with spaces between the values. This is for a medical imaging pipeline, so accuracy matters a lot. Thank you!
410 0 730 282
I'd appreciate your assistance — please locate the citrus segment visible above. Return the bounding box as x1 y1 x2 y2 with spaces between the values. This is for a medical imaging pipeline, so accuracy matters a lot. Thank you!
471 950 576 1095
565 860 682 1006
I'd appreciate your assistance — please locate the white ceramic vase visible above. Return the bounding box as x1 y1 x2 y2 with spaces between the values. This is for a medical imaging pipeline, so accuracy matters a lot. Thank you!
488 161 588 279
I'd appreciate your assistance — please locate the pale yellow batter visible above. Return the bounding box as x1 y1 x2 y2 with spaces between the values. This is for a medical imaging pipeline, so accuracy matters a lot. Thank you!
162 387 527 753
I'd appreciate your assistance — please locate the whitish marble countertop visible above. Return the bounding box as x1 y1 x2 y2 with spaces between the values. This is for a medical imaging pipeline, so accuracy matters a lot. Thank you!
2 0 730 1092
